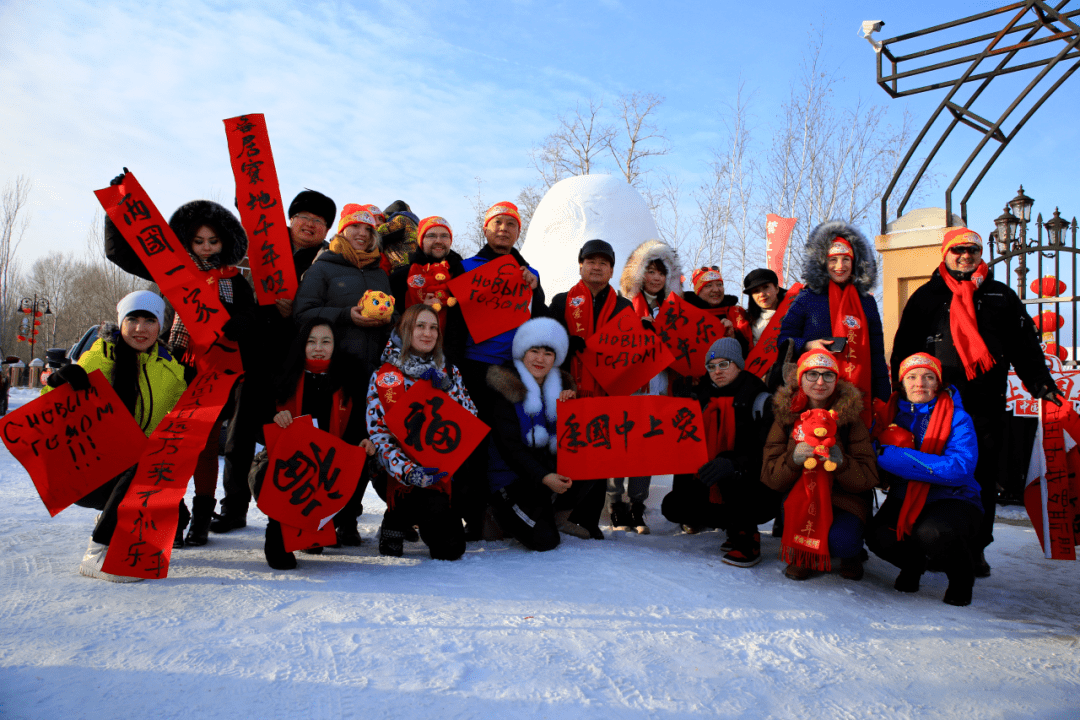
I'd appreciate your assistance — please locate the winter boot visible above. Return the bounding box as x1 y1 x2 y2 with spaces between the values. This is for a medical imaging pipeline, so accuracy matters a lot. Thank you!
173 499 191 550
838 556 864 581
722 530 761 568
334 517 363 547
264 520 297 570
79 538 143 583
943 552 976 606
609 502 632 532
209 499 248 533
554 510 591 539
971 549 991 578
894 552 927 593
379 515 406 557
185 495 215 547
629 501 650 535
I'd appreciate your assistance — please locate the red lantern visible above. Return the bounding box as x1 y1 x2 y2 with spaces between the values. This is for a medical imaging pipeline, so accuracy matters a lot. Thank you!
21 307 29 314
878 424 916 449
1045 343 1070 362
32 320 40 326
16 335 26 342
1033 311 1065 333
33 310 42 318
1030 275 1067 297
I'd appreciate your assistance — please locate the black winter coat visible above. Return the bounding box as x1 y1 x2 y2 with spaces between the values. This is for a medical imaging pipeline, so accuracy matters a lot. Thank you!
891 268 1054 416
547 284 633 373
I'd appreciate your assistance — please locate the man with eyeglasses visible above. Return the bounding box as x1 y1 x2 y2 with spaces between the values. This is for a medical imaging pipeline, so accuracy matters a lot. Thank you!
389 216 465 324
890 226 1061 576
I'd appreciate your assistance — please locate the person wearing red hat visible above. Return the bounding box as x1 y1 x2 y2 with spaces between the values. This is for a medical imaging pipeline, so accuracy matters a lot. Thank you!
890 226 1061 576
762 349 880 581
866 352 983 606
389 216 466 331
684 266 753 358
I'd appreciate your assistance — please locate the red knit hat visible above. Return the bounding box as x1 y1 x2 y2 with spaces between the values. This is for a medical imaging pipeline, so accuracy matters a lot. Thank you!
418 216 453 244
941 227 982 257
827 237 854 258
338 204 380 234
483 202 521 229
796 350 839 384
692 266 724 295
898 352 942 384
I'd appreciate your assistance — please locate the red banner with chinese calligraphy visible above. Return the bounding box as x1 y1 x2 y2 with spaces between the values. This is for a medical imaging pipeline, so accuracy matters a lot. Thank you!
766 214 797 286
1 371 148 517
282 523 338 553
223 113 297 305
256 420 365 532
382 381 489 480
556 396 709 479
652 292 724 377
579 306 674 396
446 255 533 343
1024 400 1079 560
745 283 802 380
94 172 242 579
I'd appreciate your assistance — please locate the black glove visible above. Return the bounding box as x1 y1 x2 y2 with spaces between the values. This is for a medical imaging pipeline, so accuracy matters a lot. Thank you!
1038 384 1065 408
47 364 91 391
109 167 130 186
697 457 735 488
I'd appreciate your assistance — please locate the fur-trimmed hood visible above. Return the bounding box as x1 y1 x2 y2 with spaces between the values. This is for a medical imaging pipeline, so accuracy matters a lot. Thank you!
168 200 249 268
486 365 574 404
800 220 877 295
771 379 863 428
619 240 683 300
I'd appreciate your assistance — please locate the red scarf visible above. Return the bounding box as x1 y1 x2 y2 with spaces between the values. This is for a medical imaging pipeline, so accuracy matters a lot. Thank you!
745 284 802 379
703 396 737 504
564 281 618 398
829 281 872 427
781 401 835 571
939 261 996 380
277 365 352 439
881 390 954 540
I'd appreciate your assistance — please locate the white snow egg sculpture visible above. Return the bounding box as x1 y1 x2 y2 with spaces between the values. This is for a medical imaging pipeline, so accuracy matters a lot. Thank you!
521 174 661 296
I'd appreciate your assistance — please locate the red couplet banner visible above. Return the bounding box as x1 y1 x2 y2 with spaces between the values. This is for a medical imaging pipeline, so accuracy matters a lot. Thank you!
1026 401 1079 560
745 283 802 380
1 370 148 517
382 381 489 480
223 113 298 305
257 420 366 533
766 214 798 287
556 396 709 480
446 255 533 343
580 306 674 396
94 172 242 579
652 292 725 377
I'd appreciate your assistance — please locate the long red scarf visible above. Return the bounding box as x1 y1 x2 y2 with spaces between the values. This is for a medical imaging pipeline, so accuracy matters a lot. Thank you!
565 281 618 398
277 366 352 439
703 396 737 504
881 390 954 540
939 261 995 379
781 405 835 571
745 283 802 379
829 282 872 427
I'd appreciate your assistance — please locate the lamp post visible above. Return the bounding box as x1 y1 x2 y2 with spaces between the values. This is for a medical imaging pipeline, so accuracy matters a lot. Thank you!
17 295 52 364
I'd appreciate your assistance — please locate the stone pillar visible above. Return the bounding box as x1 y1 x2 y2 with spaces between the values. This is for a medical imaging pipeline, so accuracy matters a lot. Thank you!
874 208 965 361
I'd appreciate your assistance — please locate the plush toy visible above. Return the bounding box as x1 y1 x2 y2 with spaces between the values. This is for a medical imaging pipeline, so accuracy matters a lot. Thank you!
358 290 395 321
793 408 839 472
877 423 916 449
406 261 458 312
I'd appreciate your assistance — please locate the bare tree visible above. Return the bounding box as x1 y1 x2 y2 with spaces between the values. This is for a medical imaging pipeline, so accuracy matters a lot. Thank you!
610 91 669 188
458 176 489 257
644 171 690 259
530 97 614 190
0 175 31 354
516 184 543 240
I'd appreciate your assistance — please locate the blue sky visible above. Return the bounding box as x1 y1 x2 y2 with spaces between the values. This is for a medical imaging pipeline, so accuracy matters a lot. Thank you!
2 0 1078 271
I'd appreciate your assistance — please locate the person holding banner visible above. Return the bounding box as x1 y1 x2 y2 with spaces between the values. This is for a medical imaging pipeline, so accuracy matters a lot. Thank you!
660 337 778 564
684 267 753 358
777 220 890 427
256 318 377 570
612 239 684 534
486 317 605 548
43 291 187 581
866 353 982 606
366 305 476 560
389 216 465 328
762 350 879 581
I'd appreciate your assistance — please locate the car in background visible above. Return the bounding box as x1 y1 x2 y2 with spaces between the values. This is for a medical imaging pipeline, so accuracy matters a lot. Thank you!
69 326 100 364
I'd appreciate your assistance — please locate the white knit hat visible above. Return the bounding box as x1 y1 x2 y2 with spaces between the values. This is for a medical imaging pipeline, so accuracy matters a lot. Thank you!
116 291 165 327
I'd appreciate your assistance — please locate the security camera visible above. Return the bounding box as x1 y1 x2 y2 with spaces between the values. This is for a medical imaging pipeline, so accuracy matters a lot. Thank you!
861 20 885 36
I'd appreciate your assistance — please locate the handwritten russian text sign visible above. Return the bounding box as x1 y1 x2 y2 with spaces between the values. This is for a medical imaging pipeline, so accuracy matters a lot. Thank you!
580 306 674 396
447 255 533 343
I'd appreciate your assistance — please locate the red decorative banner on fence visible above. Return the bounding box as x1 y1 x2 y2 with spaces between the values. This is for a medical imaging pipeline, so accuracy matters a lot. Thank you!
94 172 242 579
382 381 489 480
579 306 674 396
556 396 709 479
745 283 802 380
652 292 724 377
257 420 366 532
223 113 298 305
1025 400 1079 560
447 255 533 343
1 370 148 517
766 214 797 287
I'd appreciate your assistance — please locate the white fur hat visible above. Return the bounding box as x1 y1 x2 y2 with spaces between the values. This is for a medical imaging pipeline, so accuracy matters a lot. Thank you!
116 291 165 327
511 317 569 367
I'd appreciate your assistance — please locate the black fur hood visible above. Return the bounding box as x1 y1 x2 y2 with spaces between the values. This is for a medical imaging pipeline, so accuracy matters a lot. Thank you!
168 200 248 268
799 220 877 296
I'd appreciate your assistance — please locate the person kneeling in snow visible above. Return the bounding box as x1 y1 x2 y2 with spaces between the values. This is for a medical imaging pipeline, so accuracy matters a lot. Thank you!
43 291 187 582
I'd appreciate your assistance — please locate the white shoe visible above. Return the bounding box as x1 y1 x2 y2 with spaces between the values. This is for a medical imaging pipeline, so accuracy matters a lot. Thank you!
78 539 143 583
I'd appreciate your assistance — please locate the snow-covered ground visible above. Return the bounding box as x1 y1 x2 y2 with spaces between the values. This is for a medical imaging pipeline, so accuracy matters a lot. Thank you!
1 387 1077 720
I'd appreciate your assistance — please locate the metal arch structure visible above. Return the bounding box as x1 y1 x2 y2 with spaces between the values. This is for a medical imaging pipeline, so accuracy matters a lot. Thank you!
875 1 1080 235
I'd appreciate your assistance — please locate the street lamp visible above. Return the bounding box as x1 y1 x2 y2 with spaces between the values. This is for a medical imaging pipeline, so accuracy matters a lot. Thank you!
994 205 1020 249
1009 185 1035 224
17 295 52 363
1045 207 1069 247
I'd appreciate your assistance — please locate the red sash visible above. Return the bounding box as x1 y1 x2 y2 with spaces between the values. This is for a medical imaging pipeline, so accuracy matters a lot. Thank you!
745 284 802 379
276 373 352 439
564 282 618 398
703 396 736 504
939 261 996 380
829 282 872 427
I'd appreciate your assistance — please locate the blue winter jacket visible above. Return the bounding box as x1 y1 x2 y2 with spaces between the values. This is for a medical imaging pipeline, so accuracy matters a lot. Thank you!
877 387 983 512
778 287 891 402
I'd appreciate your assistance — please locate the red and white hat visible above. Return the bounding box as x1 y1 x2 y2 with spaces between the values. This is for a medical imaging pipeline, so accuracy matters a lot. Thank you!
827 237 854 258
796 350 839 383
692 266 724 295
898 352 942 384
338 204 380 234
941 227 982 257
483 201 521 229
418 216 452 243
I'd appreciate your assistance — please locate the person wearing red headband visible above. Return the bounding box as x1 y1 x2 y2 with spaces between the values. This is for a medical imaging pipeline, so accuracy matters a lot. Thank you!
762 350 880 581
890 226 1060 576
778 221 891 428
866 353 982 606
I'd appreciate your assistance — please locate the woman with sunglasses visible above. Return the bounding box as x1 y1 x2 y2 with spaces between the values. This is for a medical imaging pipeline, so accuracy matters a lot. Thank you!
762 350 879 581
660 338 778 565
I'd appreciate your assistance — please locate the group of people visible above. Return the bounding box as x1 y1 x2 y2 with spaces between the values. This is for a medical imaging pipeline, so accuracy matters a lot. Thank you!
44 182 1062 608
